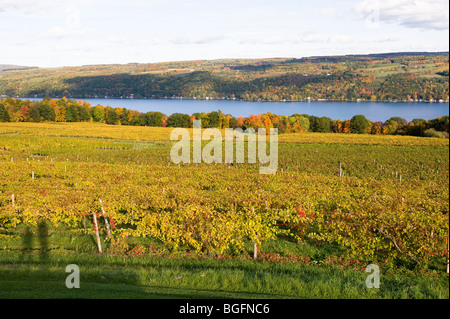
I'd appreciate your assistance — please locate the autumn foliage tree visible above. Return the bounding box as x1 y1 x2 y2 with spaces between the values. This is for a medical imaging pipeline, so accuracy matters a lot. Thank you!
0 98 448 138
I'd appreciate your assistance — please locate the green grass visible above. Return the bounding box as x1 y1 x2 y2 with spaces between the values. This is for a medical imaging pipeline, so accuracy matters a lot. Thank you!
0 228 448 299
1 250 448 299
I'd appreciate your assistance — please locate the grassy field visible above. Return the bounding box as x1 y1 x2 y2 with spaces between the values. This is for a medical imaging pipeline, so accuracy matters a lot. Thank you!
1 249 447 299
0 122 448 299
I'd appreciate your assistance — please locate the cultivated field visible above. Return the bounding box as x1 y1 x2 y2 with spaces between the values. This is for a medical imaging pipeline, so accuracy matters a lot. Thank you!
0 122 448 299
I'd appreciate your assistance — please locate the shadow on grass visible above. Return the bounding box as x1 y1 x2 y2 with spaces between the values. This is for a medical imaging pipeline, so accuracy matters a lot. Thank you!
1 253 295 299
5 225 286 299
1 226 298 299
18 222 49 264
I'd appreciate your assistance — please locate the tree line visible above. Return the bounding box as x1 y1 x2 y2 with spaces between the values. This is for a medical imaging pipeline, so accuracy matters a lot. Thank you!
0 97 448 138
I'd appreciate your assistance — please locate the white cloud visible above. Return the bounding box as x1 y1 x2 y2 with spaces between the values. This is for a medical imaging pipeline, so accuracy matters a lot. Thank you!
171 35 226 45
322 7 336 17
329 35 352 43
0 0 109 18
353 0 449 30
237 35 297 45
41 26 92 39
144 34 227 46
302 34 328 43
0 0 44 12
0 0 71 15
300 34 352 44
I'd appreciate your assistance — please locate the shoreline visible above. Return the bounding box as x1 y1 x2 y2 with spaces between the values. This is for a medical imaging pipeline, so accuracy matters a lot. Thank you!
3 96 450 104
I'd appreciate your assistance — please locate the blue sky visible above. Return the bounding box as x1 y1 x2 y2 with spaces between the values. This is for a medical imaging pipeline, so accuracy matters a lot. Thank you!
0 0 448 67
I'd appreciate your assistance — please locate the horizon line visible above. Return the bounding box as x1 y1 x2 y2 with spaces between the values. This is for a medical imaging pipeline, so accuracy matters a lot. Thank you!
5 51 449 70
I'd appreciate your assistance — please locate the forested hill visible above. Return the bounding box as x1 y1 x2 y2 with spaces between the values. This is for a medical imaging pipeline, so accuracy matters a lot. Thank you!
0 65 36 72
0 52 448 102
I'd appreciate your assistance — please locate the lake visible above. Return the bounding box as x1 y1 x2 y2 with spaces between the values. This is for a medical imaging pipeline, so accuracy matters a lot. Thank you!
22 98 449 122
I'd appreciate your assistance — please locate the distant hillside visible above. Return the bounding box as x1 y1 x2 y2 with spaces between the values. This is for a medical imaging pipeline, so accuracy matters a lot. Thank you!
0 64 36 72
0 52 448 102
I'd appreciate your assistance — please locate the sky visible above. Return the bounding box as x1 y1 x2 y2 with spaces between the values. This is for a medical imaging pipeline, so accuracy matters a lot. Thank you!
0 0 448 67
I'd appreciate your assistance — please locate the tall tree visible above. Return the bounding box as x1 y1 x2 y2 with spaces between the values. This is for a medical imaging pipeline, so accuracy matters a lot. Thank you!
167 113 191 128
38 103 56 122
0 104 10 122
350 115 371 134
104 106 118 125
315 117 332 133
65 104 79 122
92 105 105 123
207 111 220 128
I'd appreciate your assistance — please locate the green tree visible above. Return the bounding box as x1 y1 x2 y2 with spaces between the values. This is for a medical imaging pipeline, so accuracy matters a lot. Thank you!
92 106 105 123
218 109 227 128
229 116 239 129
406 119 427 136
167 113 191 128
192 112 209 128
207 111 220 128
192 112 204 120
383 117 407 135
38 103 55 122
118 108 130 125
350 115 371 134
0 104 10 122
29 105 41 122
387 117 407 126
315 117 332 133
65 104 79 122
289 114 310 130
77 104 91 122
307 115 319 132
428 116 449 132
139 111 166 127
104 106 118 125
297 116 310 132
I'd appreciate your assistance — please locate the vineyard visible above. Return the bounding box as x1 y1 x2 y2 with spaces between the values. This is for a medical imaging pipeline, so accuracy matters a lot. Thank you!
0 122 449 298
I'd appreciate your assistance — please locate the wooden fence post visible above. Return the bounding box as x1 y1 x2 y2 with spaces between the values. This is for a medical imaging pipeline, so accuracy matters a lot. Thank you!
83 214 87 235
251 207 258 260
99 199 112 237
92 212 102 253
447 234 449 274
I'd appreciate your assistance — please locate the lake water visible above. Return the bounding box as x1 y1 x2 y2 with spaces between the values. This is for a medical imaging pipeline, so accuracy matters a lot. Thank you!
23 98 449 122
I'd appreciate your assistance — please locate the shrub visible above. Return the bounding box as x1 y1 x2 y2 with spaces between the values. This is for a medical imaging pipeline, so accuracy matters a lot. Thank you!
424 128 449 138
